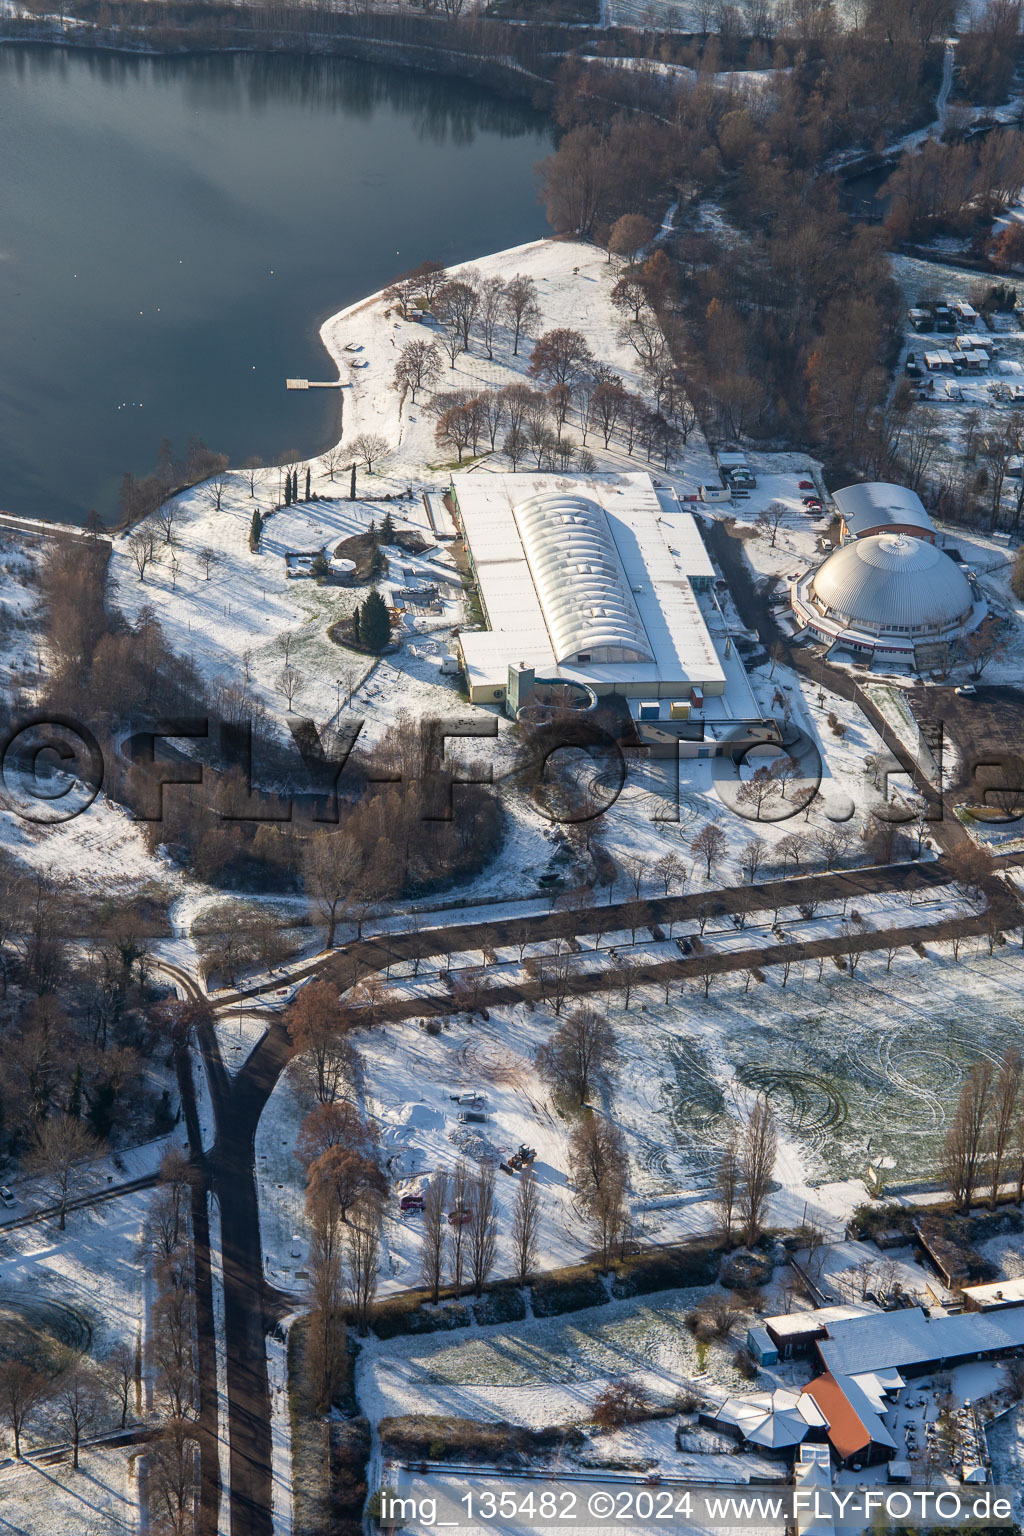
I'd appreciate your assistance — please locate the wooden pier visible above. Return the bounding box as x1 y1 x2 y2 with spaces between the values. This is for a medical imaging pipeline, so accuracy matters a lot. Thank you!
285 378 349 391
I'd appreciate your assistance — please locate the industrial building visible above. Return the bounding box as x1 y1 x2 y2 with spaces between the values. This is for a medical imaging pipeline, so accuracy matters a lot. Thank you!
790 531 985 666
449 472 727 711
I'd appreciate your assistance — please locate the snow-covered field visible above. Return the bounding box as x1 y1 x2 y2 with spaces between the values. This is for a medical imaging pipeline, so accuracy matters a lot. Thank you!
257 910 1024 1304
0 1446 139 1535
358 1282 754 1428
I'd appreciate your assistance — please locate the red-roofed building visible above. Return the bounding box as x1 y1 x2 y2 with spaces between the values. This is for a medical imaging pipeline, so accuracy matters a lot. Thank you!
801 1374 897 1468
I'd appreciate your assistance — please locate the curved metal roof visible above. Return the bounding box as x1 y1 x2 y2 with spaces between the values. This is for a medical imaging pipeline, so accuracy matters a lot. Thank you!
832 481 934 537
512 491 654 664
810 534 973 632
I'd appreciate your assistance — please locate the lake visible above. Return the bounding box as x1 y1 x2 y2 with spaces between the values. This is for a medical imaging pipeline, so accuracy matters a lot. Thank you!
0 46 551 523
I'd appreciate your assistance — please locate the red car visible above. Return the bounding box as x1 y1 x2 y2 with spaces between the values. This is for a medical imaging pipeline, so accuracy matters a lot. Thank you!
400 1193 425 1213
448 1208 472 1227
798 479 815 490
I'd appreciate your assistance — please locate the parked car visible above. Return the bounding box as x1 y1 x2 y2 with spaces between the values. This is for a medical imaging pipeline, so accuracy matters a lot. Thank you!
0 1187 15 1208
798 479 815 490
905 353 921 378
448 1207 472 1226
954 684 977 697
399 1193 425 1213
458 1110 487 1124
450 1091 486 1105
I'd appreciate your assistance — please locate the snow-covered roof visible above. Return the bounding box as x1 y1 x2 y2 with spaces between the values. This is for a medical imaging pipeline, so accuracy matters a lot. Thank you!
802 1373 897 1461
764 1304 873 1338
453 472 726 693
832 482 934 537
818 1305 1024 1378
713 1388 818 1449
810 534 974 632
512 489 653 664
961 1276 1024 1309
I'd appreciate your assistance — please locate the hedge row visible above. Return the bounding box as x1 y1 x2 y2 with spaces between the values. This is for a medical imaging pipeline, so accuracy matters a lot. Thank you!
380 1414 584 1463
368 1241 726 1339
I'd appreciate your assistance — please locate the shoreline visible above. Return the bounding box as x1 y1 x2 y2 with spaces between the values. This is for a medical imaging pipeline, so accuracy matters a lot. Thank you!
0 26 559 107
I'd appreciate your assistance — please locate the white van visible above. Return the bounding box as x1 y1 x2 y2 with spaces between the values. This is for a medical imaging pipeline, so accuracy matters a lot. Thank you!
699 483 731 504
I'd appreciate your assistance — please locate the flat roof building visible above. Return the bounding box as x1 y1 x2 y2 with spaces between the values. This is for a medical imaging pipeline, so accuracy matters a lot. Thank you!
449 472 727 708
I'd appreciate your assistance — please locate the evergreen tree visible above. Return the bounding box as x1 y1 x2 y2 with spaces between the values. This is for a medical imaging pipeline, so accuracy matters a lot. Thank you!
351 603 361 645
305 466 311 501
310 550 330 583
284 474 292 507
292 470 300 502
350 463 357 501
381 509 396 543
360 589 391 653
250 507 263 551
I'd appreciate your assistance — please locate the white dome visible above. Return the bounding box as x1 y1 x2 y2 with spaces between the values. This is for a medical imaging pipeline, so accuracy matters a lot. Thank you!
810 534 974 634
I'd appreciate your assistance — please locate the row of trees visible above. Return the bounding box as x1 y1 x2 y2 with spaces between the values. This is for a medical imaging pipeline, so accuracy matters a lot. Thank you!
943 1046 1024 1212
387 266 541 375
146 1149 201 1536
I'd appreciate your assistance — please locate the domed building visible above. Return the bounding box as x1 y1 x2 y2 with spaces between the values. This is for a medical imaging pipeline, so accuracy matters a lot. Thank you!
790 532 985 665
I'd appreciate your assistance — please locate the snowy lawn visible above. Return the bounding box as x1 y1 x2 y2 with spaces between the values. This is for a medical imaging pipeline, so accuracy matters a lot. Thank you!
0 1447 139 1535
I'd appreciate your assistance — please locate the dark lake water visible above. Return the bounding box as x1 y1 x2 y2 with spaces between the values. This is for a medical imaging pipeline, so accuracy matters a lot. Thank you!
0 47 551 523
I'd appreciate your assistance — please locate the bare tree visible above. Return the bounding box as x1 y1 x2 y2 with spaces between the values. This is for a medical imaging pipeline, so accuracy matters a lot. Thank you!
535 1004 616 1107
569 1113 625 1209
511 1167 541 1285
738 768 782 822
53 1350 103 1470
28 1114 101 1230
528 328 594 390
155 500 181 545
434 278 479 362
0 1361 50 1459
304 1182 346 1411
277 665 301 710
756 500 787 547
591 1171 628 1271
477 276 507 360
348 433 390 474
243 457 266 496
421 1173 449 1304
346 1195 382 1334
196 545 218 581
502 274 540 355
148 1415 199 1536
447 1160 470 1299
392 339 443 404
738 1097 777 1247
988 1047 1022 1207
286 980 355 1104
691 823 727 880
943 1061 994 1213
302 830 362 949
814 825 852 871
714 1126 741 1249
126 528 157 582
741 835 768 883
106 1340 136 1430
202 471 230 512
468 1163 499 1296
